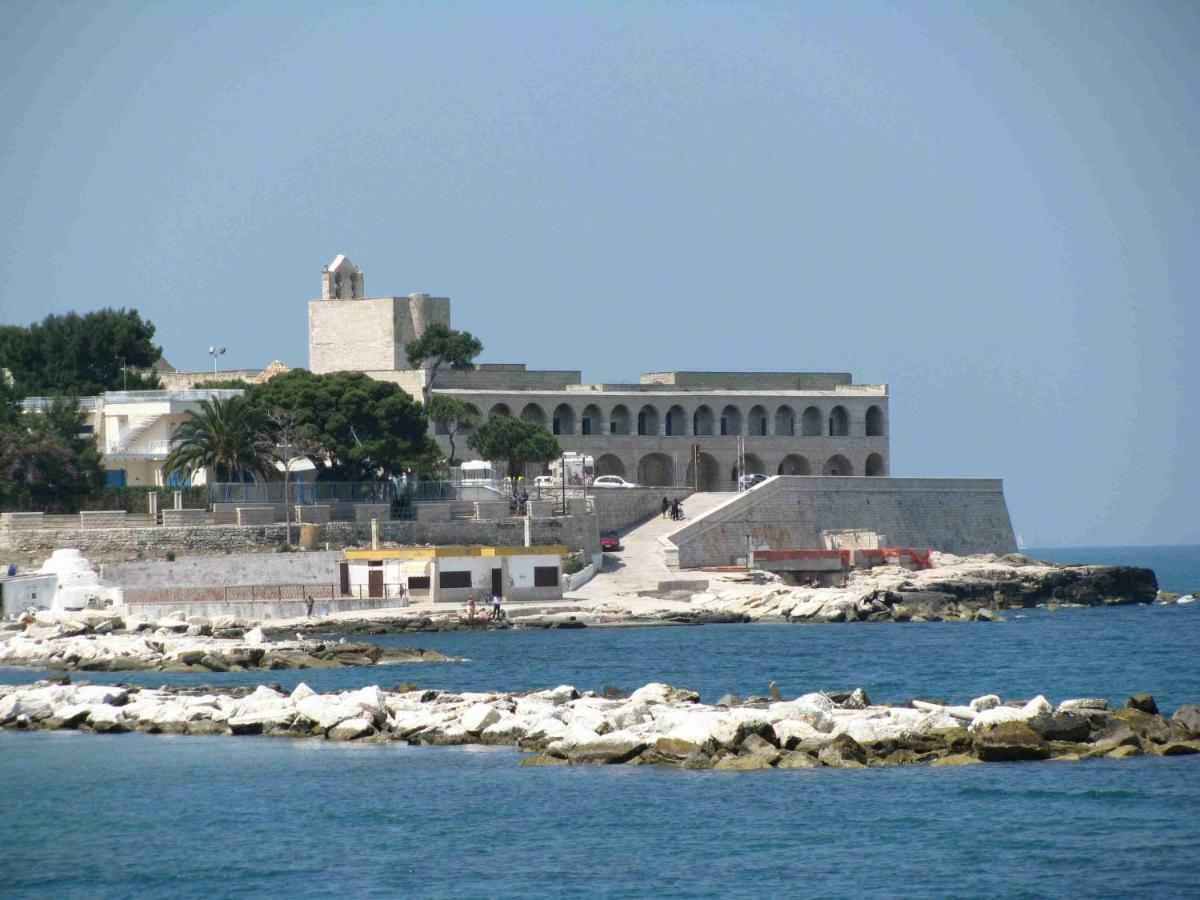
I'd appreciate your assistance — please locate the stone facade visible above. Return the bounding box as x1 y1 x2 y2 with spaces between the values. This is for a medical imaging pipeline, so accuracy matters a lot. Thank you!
303 255 890 487
666 476 1019 568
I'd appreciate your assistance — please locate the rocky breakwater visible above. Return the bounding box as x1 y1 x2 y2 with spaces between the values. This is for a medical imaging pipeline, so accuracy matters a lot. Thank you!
0 610 453 672
690 553 1159 624
2 679 1197 771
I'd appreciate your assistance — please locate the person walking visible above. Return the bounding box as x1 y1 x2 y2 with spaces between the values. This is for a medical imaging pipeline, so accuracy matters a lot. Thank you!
468 594 477 621
661 496 670 519
305 594 315 618
492 592 503 621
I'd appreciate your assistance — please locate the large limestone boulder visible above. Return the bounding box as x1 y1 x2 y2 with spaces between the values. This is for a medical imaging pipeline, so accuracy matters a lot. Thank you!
969 696 1052 732
1172 705 1200 737
328 718 374 741
973 722 1050 761
567 729 648 765
817 734 868 768
628 683 700 706
461 704 502 734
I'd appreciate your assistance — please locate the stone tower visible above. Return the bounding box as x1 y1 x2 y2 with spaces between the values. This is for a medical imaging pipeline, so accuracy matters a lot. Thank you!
308 255 451 377
321 254 364 300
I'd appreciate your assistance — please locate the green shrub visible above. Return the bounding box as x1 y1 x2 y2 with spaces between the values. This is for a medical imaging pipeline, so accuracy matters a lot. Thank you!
562 555 585 575
164 550 176 562
276 542 294 553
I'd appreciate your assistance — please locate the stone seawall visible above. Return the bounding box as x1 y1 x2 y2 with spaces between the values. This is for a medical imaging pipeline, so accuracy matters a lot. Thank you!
668 476 1017 569
3 515 600 563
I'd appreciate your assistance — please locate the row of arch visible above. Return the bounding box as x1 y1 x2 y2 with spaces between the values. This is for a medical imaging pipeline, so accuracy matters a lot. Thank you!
590 451 887 490
442 401 886 438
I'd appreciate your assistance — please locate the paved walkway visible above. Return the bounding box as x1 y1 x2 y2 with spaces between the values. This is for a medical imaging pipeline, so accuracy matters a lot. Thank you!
569 492 732 605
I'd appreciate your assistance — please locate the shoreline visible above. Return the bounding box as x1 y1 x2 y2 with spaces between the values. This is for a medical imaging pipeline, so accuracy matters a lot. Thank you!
2 678 1197 771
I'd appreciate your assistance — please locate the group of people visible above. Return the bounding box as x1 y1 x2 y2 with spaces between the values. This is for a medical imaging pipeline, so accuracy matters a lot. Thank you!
466 592 505 622
661 497 685 521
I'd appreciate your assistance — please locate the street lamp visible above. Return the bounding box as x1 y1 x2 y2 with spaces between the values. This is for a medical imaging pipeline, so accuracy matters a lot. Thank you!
208 346 226 376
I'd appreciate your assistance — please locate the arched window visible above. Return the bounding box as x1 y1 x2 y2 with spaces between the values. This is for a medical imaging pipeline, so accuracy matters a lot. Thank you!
865 453 885 476
665 405 687 437
581 404 603 436
609 404 631 435
693 405 715 436
552 403 576 436
866 405 885 437
774 405 795 437
637 405 660 436
748 405 769 437
520 403 546 428
829 406 849 437
801 406 822 437
720 405 742 436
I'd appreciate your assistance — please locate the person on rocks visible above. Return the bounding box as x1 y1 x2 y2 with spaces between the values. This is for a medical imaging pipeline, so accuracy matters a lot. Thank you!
468 594 477 621
305 595 315 618
662 497 670 519
492 592 503 621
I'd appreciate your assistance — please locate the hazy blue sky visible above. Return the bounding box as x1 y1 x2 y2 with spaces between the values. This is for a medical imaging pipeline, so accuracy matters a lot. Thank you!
1 2 1196 547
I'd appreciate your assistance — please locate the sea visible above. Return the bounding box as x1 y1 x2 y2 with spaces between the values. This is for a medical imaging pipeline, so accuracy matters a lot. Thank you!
2 545 1198 898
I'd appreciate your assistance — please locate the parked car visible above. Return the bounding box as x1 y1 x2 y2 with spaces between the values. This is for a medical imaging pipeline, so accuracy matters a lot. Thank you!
600 531 623 552
592 475 639 489
738 473 769 490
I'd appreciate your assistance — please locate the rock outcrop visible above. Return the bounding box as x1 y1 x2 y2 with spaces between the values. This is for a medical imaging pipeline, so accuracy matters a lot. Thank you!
0 612 455 672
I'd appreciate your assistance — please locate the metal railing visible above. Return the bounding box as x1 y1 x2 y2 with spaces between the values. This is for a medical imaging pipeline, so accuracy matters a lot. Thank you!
209 481 397 504
20 396 101 412
104 439 179 458
102 389 245 403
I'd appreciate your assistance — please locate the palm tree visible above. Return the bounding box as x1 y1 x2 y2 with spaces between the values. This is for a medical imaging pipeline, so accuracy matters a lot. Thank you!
163 396 277 484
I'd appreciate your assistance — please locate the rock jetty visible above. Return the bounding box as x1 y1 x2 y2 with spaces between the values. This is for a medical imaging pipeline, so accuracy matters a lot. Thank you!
2 679 1197 770
0 610 453 672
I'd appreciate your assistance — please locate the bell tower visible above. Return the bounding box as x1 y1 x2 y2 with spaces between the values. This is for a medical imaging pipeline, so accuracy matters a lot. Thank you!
321 254 364 300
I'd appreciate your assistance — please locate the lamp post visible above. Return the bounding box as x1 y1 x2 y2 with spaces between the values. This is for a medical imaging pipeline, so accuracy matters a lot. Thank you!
208 346 226 376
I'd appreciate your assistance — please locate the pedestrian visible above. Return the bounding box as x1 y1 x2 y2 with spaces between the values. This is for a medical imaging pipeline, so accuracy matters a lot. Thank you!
305 594 315 618
468 594 476 621
661 497 670 519
492 592 503 621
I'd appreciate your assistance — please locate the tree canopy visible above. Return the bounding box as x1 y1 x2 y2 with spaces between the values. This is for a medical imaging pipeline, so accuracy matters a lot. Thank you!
0 398 104 512
404 324 483 403
0 308 163 398
245 370 432 480
427 394 478 467
163 395 277 485
466 416 561 478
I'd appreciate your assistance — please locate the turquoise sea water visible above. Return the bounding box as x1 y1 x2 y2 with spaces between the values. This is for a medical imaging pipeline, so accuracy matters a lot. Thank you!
2 545 1199 897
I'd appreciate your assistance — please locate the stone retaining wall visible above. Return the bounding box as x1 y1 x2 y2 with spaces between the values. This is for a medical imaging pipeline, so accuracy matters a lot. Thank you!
5 515 600 562
666 476 1017 568
160 509 209 527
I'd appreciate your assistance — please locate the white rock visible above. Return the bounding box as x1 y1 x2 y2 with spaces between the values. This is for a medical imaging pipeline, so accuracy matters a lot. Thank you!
969 695 1053 732
970 694 1001 712
327 717 374 741
290 683 317 702
460 703 502 734
773 718 830 748
244 626 266 645
549 685 579 705
342 686 387 724
479 711 525 741
1057 698 1108 712
628 683 698 706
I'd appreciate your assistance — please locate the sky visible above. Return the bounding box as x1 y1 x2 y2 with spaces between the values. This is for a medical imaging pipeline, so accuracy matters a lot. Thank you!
1 1 1196 547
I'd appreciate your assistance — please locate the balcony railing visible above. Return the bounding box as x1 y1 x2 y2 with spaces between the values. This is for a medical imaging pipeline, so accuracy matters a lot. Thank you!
104 440 179 458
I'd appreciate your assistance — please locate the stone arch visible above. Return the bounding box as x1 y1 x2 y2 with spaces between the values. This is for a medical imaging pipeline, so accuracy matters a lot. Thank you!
866 405 885 437
748 405 769 437
638 452 674 486
520 403 546 428
637 405 660 437
609 404 631 435
742 453 766 475
777 454 812 476
665 404 688 437
693 404 715 436
801 405 822 437
829 405 849 437
720 405 742 436
595 453 627 478
774 405 795 437
684 451 722 491
823 454 853 476
865 453 885 476
581 403 603 436
552 403 576 436
488 402 512 419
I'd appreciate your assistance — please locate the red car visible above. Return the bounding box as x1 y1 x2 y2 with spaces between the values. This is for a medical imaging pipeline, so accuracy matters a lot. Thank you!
600 531 623 552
